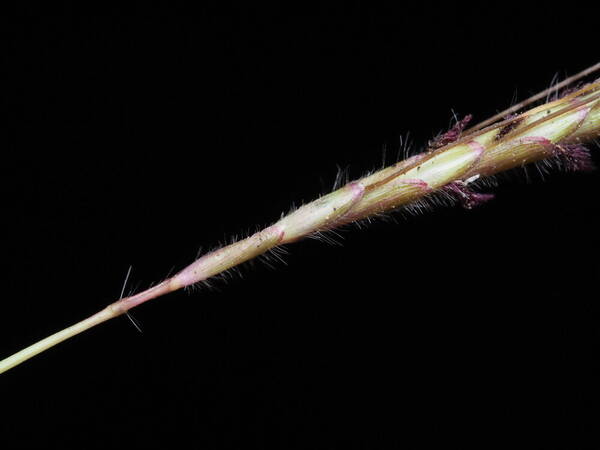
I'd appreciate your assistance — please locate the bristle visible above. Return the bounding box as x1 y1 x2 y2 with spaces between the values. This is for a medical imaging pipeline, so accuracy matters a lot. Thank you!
397 132 414 161
333 165 351 190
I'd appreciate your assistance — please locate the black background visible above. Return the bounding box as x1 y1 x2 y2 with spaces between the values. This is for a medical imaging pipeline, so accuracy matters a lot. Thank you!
2 4 599 449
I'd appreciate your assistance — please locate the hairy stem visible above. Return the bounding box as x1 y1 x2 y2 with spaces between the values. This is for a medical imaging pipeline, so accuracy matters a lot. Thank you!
2 66 599 375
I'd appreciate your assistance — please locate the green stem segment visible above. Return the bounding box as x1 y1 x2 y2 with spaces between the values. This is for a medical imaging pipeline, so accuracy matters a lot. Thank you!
2 73 600 375
0 308 115 374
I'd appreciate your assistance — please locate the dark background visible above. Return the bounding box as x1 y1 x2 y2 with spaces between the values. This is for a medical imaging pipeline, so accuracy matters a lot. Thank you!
2 4 599 448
